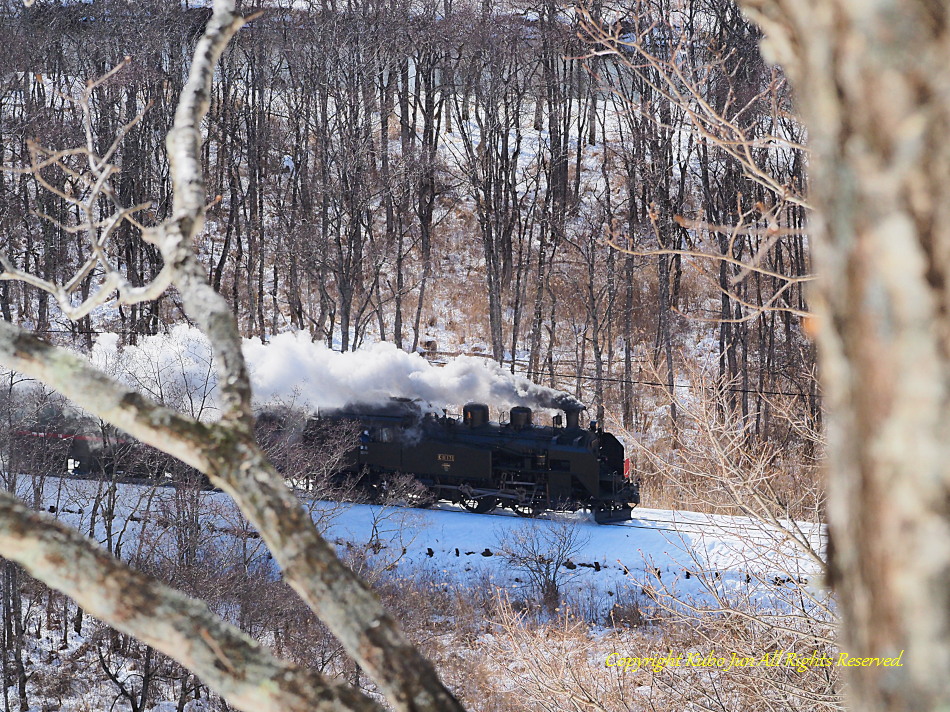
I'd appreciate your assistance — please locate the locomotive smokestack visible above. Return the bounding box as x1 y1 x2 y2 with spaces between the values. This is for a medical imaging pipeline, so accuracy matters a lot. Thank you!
463 403 489 428
510 406 533 430
565 408 581 429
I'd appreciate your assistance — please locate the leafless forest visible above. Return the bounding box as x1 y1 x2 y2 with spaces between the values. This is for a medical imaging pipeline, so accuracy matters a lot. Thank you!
0 0 840 710
0 0 812 433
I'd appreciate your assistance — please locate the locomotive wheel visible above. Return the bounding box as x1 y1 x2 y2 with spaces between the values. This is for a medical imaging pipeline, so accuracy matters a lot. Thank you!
511 501 541 517
460 495 498 514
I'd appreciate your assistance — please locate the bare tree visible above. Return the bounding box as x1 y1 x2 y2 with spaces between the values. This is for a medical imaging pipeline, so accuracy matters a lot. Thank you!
495 517 591 613
585 1 946 708
621 365 837 710
0 2 463 712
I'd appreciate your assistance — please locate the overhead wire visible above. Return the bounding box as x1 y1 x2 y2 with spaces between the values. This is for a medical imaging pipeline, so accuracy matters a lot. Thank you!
522 368 817 399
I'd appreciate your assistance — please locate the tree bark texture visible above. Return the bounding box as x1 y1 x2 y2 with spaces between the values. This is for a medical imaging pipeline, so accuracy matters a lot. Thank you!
741 1 950 709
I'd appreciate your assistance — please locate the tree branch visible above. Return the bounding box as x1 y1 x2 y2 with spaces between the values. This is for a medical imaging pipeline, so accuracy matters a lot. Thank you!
0 490 383 712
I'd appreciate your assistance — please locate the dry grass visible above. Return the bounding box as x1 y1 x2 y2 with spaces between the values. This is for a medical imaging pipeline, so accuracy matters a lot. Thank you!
350 538 837 712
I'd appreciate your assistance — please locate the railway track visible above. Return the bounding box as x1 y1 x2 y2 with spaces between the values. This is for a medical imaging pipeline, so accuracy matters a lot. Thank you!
608 512 826 550
429 499 825 547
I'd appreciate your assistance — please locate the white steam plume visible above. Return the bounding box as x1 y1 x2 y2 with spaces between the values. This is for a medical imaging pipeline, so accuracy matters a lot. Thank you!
90 325 584 417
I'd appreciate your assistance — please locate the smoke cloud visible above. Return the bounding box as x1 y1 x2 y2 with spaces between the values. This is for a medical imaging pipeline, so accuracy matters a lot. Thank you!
90 325 584 417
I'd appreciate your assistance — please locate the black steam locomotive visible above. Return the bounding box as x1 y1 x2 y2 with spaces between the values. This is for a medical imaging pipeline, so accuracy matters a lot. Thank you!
313 400 639 523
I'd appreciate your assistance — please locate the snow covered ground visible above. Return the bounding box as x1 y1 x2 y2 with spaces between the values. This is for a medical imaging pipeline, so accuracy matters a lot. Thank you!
2 475 833 712
320 501 828 613
29 476 828 618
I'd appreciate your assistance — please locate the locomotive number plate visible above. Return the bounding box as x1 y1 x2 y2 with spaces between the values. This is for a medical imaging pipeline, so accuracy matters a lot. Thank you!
437 454 455 462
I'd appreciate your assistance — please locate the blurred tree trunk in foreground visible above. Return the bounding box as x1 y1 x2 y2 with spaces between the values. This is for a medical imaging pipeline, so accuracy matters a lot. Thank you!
741 1 950 709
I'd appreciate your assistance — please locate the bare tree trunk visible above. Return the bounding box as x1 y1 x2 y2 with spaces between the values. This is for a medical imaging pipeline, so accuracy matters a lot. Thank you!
3 564 26 712
741 1 950 710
